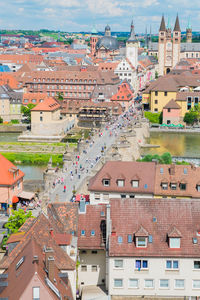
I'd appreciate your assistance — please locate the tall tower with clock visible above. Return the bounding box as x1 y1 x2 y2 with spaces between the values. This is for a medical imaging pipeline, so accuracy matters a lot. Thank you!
126 21 139 69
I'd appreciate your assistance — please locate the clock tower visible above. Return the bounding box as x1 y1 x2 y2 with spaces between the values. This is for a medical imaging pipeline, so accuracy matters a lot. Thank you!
126 20 139 69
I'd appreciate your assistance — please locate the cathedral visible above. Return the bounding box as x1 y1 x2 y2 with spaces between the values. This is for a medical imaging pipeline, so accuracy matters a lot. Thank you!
148 15 200 76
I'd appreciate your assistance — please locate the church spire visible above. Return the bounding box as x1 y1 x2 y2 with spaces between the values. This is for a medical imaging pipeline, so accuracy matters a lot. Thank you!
174 14 181 32
128 20 137 42
159 15 166 31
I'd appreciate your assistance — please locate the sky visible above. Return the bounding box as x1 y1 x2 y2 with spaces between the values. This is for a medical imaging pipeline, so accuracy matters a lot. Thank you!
0 0 200 33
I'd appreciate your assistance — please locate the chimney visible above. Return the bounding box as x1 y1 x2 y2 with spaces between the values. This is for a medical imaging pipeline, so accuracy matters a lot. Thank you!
106 204 112 249
48 256 55 282
169 164 175 175
45 247 54 269
79 198 86 214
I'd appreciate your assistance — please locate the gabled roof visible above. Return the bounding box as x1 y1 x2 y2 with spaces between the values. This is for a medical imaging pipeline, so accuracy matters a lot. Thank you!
31 97 60 112
135 226 149 237
109 198 200 257
0 213 75 271
0 237 73 300
168 226 182 238
163 99 181 109
88 161 156 194
0 154 24 186
111 82 133 102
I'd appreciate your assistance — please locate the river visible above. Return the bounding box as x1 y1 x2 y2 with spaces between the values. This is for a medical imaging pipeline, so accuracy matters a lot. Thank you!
141 132 200 158
16 165 45 181
0 132 19 142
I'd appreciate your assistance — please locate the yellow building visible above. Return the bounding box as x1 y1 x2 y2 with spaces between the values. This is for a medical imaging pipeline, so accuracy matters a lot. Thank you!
142 73 200 118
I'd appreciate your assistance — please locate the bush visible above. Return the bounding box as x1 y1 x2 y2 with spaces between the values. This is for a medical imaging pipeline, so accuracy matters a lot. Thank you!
183 111 198 125
11 119 19 124
0 116 3 123
144 111 162 124
161 152 172 164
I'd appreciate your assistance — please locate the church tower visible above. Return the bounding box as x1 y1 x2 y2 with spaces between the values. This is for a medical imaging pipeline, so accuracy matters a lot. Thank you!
90 25 98 56
158 15 167 76
186 19 192 43
126 20 139 69
172 15 181 68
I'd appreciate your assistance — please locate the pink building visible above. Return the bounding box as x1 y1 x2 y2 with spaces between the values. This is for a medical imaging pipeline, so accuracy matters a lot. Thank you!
163 99 181 125
0 154 24 214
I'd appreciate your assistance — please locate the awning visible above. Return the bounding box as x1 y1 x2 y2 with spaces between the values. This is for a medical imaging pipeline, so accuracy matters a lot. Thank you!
18 191 35 200
12 196 19 204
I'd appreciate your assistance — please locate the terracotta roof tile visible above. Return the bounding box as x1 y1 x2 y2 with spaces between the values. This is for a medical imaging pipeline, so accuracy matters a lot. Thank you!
0 154 24 186
31 97 60 111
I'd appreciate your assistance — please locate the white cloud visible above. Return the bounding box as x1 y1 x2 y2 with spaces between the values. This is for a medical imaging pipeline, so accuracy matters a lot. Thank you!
86 0 125 17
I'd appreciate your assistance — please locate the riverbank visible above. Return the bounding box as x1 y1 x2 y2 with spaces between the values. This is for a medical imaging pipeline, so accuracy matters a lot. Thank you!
1 152 63 166
150 127 200 133
0 124 27 132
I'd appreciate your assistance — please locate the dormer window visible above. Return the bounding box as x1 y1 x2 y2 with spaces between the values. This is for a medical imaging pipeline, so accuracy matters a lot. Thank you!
103 179 110 186
169 237 181 249
161 182 168 190
168 226 182 249
136 237 147 247
132 180 139 188
117 180 124 187
170 183 177 190
180 183 186 190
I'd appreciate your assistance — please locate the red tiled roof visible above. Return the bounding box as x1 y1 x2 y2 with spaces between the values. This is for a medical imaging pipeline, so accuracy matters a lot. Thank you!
6 232 25 244
0 237 73 300
23 92 48 105
78 205 106 249
0 154 24 186
88 161 156 194
111 82 133 102
53 233 72 245
31 97 60 112
109 198 200 257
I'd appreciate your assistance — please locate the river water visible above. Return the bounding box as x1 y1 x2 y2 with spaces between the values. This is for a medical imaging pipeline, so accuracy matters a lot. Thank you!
142 132 200 158
0 132 19 142
16 165 45 180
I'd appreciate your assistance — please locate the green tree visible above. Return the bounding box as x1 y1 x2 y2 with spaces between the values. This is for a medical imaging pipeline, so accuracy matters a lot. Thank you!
183 111 198 125
21 104 36 122
0 116 3 123
161 152 172 164
5 209 34 234
56 92 64 101
155 71 159 79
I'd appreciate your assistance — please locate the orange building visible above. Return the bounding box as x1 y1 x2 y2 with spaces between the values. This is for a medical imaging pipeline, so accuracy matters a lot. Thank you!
111 82 134 110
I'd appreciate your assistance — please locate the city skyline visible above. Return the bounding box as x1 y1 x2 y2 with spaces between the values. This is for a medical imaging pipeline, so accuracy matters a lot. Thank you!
0 0 199 33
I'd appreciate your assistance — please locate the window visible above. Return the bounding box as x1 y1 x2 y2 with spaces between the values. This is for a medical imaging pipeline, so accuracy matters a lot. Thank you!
81 230 85 236
161 183 168 190
103 179 110 186
167 108 171 113
169 238 180 249
155 91 158 96
114 279 123 288
135 260 148 269
166 260 179 269
154 108 158 112
40 116 43 122
183 168 187 174
118 236 123 244
160 279 169 288
160 168 164 174
121 194 126 198
155 100 158 104
128 234 132 243
132 180 139 188
129 279 138 288
164 91 168 96
136 237 147 247
194 261 200 269
175 279 184 289
91 250 97 254
33 287 40 300
194 97 199 106
170 183 177 190
91 230 95 236
114 259 123 268
180 183 186 190
94 193 100 200
145 279 154 288
81 265 87 272
117 180 124 187
193 280 200 289
92 265 97 272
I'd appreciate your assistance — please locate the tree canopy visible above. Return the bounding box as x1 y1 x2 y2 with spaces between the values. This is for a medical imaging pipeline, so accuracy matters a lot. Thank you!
21 104 36 122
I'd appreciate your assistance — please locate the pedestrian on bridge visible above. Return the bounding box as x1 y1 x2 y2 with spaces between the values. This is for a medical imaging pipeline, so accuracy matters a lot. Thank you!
63 185 66 193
